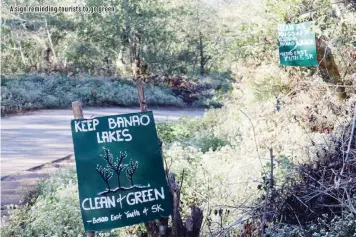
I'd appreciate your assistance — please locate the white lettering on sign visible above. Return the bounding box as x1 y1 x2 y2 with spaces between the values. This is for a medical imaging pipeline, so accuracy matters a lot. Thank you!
152 204 164 213
82 196 116 210
92 216 109 224
278 24 295 31
96 129 132 143
282 53 314 62
142 207 149 215
87 214 123 224
116 194 126 209
74 114 151 144
75 119 99 132
108 115 151 129
124 209 140 218
81 187 166 211
126 187 165 205
111 214 122 221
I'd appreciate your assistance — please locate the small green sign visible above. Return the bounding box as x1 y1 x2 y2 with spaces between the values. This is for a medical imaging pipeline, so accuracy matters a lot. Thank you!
71 111 172 232
278 22 318 66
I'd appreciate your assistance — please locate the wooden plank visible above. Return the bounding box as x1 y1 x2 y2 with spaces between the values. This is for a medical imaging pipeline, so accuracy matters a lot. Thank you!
72 101 95 237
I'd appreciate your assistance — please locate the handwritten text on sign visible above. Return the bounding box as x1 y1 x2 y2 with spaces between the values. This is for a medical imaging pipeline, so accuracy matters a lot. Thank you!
71 111 172 232
73 114 151 143
278 22 318 66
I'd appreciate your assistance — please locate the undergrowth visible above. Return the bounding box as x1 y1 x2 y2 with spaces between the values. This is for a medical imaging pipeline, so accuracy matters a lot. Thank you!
0 75 185 116
1 0 355 236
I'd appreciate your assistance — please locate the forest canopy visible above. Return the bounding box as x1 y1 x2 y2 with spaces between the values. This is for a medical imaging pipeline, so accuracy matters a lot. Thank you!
1 0 227 76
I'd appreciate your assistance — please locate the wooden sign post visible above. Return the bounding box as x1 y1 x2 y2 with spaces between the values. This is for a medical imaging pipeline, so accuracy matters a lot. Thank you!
72 101 95 237
136 78 148 112
134 77 203 237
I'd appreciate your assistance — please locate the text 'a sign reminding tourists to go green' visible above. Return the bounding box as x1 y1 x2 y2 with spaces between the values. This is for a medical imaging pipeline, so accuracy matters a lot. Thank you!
71 111 172 232
278 22 318 66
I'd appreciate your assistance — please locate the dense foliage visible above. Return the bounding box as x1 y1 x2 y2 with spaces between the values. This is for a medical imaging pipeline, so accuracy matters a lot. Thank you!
0 75 184 116
0 74 231 116
1 168 134 237
1 0 226 76
1 0 356 236
2 0 231 114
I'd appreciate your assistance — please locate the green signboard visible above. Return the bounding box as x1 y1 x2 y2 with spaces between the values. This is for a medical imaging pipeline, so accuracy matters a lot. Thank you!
71 111 172 232
278 22 318 66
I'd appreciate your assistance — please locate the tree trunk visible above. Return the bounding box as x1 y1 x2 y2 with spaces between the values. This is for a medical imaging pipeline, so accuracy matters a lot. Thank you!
44 18 57 65
168 173 185 237
185 206 203 237
199 32 205 75
316 37 346 101
145 221 158 237
136 78 148 112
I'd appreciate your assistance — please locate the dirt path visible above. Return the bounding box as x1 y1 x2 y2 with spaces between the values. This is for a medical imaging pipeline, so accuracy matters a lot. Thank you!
1 107 204 177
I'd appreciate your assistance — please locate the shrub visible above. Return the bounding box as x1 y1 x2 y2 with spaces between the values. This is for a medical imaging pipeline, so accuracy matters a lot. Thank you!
266 212 356 237
1 168 133 237
251 121 356 228
158 115 231 153
1 75 185 116
193 134 229 153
